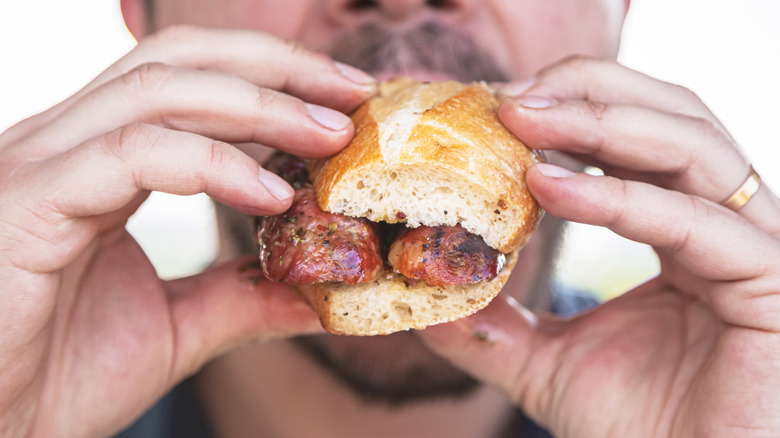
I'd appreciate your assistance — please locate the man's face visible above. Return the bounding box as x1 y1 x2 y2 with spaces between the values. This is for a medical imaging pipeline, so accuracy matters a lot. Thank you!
151 0 625 80
137 0 626 404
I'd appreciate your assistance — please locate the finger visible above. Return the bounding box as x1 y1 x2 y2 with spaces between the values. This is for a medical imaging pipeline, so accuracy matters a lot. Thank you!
165 256 323 378
18 123 294 218
528 164 773 279
18 63 354 158
527 164 780 330
416 296 553 428
1 26 375 147
501 56 722 127
109 26 376 111
499 96 748 204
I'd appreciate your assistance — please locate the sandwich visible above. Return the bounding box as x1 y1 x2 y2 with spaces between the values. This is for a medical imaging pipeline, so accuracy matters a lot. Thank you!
257 76 543 335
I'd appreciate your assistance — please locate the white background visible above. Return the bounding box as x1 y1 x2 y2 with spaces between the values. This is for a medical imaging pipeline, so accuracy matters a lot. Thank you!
1 1 778 297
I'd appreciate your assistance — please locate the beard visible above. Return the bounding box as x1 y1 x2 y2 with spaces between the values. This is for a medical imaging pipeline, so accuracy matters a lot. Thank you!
287 21 561 407
329 21 510 83
292 332 479 407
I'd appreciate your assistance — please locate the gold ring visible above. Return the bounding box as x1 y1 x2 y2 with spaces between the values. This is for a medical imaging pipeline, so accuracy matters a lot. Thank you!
721 166 762 212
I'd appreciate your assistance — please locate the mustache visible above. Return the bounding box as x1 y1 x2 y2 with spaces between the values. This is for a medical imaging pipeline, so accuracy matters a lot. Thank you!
328 21 509 83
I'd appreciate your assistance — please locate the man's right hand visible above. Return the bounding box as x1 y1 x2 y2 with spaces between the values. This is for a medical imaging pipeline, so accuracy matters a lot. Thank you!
0 26 375 438
419 56 780 438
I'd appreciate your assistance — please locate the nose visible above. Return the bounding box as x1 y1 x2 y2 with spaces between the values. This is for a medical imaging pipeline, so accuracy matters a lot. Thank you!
326 0 471 26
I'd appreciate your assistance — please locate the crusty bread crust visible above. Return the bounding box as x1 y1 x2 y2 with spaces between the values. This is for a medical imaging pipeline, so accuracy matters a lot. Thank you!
298 251 518 336
309 77 543 254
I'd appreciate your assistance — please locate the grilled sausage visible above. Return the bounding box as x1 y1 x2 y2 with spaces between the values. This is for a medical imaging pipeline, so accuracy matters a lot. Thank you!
258 187 384 285
386 224 504 288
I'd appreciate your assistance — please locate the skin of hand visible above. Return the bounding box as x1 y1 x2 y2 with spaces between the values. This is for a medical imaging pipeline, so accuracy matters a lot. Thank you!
418 56 780 437
0 26 376 438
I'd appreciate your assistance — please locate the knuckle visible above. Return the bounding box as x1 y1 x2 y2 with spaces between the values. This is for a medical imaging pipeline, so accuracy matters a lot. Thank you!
667 197 707 255
206 140 234 169
606 177 631 229
664 113 736 177
585 100 609 122
104 123 159 162
690 116 734 153
256 87 279 109
103 125 136 162
691 116 718 140
121 62 175 93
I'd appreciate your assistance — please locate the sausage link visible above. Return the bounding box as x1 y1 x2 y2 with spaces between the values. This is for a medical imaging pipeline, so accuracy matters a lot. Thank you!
387 224 504 288
258 187 384 285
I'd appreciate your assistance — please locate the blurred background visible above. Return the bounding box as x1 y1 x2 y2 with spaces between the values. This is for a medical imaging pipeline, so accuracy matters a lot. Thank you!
1 0 778 300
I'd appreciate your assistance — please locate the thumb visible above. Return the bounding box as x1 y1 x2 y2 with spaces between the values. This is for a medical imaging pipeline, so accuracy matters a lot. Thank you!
416 294 559 428
164 256 324 378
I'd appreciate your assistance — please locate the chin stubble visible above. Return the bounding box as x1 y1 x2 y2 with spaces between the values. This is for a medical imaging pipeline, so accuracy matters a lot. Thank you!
292 335 480 408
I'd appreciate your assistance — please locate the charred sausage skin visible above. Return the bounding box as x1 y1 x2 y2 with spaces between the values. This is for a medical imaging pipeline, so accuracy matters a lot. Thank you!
258 187 384 285
387 224 504 288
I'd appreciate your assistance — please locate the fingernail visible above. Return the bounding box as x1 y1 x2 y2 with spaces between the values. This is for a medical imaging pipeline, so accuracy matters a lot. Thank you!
334 61 376 86
498 77 535 97
516 95 558 109
535 163 576 178
306 104 352 131
259 168 295 201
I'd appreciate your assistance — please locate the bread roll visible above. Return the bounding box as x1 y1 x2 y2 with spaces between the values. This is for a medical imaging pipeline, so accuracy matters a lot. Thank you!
297 77 542 336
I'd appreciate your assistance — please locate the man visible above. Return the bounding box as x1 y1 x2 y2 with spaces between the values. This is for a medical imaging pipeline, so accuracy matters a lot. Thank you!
1 0 779 437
